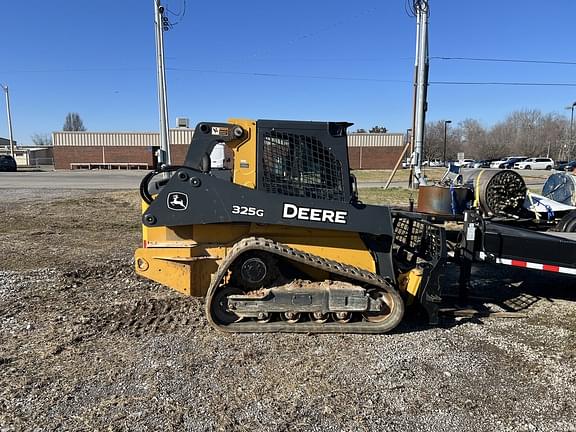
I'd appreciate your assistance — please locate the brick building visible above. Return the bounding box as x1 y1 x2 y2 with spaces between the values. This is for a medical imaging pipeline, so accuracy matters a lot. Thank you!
347 133 405 169
52 129 194 170
52 128 406 170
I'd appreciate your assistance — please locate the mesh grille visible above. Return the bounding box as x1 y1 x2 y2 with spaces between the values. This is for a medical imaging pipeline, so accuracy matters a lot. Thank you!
261 131 345 201
393 216 443 262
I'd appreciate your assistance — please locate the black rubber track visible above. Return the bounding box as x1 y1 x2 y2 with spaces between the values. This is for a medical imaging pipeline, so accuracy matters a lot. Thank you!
205 237 404 334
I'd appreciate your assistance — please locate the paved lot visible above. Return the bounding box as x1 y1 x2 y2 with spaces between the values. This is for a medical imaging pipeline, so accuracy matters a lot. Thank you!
0 170 143 190
0 169 553 191
0 170 402 190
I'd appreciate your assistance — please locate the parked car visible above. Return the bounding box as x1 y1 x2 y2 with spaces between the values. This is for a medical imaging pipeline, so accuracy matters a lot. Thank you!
514 157 554 170
0 155 17 172
554 160 568 170
453 159 475 168
473 160 491 168
558 160 576 172
490 156 527 169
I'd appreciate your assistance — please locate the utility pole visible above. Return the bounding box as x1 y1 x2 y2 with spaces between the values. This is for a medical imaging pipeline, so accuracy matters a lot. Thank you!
407 9 420 189
154 0 171 167
1 84 15 158
443 120 451 165
411 0 430 187
570 102 576 160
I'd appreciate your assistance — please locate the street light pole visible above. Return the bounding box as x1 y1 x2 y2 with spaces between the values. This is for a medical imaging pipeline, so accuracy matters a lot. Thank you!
443 120 451 166
154 0 171 168
570 102 576 159
563 102 576 161
1 84 15 158
412 0 429 187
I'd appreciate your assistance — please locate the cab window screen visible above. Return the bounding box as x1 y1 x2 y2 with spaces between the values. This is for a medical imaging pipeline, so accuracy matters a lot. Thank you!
261 131 344 201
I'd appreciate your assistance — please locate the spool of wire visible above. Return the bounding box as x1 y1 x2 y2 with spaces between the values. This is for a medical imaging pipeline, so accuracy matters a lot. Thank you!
462 169 527 216
542 172 576 206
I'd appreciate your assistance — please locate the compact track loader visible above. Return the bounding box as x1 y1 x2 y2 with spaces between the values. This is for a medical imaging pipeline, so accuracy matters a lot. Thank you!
135 119 408 333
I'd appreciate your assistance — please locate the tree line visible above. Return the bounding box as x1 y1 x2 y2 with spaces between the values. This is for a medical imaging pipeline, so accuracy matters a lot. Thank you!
423 109 572 161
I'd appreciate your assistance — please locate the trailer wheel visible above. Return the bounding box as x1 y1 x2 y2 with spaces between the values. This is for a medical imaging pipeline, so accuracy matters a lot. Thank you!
555 210 576 232
565 217 576 232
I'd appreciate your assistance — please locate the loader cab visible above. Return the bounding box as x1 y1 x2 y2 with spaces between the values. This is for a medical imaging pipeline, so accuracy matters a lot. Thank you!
183 119 356 203
255 120 355 203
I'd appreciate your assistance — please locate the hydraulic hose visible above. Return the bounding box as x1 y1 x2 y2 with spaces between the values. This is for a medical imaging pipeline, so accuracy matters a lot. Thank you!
139 165 188 204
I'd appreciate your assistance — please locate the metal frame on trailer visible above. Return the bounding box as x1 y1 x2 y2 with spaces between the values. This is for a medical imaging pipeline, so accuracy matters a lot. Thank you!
460 210 576 277
392 208 576 324
391 210 449 324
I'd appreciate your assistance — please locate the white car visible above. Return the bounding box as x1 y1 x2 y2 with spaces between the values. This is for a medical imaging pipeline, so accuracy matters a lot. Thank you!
490 156 528 169
514 157 554 170
454 159 474 168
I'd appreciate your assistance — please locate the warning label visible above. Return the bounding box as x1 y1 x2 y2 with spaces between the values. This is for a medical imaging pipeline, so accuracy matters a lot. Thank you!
211 127 229 136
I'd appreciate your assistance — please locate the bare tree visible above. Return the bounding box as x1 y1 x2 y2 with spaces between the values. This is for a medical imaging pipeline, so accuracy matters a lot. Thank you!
534 113 567 159
31 133 52 146
425 120 461 161
423 121 445 160
487 110 568 158
458 119 486 159
63 113 86 131
485 122 514 159
423 109 570 162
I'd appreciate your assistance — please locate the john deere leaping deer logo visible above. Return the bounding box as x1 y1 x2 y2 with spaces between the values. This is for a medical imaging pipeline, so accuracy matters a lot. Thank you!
167 192 188 211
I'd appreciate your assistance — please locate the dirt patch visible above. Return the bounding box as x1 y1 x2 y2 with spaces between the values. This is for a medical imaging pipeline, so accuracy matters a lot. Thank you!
0 190 141 271
1 190 576 431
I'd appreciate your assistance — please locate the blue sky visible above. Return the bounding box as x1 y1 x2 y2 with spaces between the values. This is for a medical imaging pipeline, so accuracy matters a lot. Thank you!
2 0 576 143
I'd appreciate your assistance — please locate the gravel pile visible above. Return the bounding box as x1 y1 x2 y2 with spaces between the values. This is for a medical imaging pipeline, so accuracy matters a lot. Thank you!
1 260 575 431
1 190 575 431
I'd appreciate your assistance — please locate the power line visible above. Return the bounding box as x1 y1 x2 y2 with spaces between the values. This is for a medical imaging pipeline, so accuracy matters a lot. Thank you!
165 0 186 19
3 66 576 87
431 56 576 66
162 0 187 29
7 53 576 75
0 67 152 73
166 68 576 87
244 6 379 63
431 80 576 87
166 67 410 83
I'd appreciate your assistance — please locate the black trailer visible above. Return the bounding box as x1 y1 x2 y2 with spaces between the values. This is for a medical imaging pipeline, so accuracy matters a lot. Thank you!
391 208 576 323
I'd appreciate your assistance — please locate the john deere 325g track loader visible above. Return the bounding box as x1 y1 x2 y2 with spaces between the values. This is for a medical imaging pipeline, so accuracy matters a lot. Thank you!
135 119 407 333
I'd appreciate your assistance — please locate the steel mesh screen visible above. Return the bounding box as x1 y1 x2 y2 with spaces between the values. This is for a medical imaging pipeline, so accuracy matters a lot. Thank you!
393 216 443 262
261 131 345 201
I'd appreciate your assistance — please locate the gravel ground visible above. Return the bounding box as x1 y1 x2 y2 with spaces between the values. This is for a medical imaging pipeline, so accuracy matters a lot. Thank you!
1 190 576 431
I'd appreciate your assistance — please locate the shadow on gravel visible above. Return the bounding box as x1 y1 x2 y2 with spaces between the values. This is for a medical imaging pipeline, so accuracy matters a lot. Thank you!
394 263 576 334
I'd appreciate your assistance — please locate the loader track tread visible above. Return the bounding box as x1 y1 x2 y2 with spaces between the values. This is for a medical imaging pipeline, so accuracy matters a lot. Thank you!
105 298 200 336
205 237 404 334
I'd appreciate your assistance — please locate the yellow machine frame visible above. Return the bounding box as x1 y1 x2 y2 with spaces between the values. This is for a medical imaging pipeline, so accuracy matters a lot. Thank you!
134 119 377 296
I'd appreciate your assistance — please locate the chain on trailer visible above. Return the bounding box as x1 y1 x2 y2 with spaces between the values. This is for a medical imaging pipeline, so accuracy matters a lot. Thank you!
205 237 404 334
